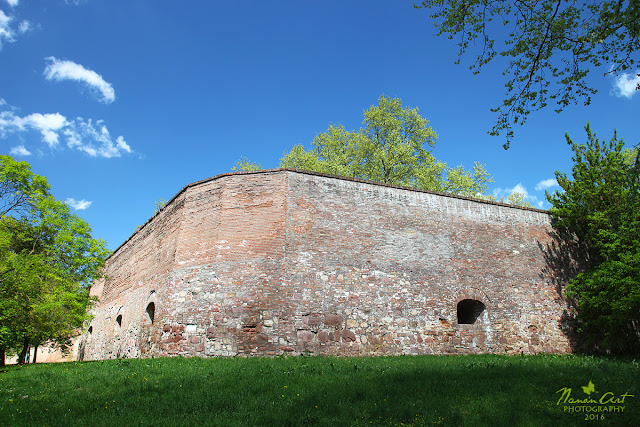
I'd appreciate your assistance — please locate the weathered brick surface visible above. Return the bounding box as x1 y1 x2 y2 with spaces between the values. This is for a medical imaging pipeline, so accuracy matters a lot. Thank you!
80 169 572 360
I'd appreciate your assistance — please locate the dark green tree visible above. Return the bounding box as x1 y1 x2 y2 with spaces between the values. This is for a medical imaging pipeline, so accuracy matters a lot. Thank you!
547 125 639 354
416 0 640 148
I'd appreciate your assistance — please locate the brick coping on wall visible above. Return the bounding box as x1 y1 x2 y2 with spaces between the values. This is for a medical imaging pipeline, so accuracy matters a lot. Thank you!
110 168 548 260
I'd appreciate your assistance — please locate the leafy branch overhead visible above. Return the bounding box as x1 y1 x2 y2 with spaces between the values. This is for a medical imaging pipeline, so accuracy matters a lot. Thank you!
416 0 640 148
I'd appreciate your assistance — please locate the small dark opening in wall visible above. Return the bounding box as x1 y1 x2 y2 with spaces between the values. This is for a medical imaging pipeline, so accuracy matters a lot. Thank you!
116 314 122 327
146 302 155 324
457 299 486 324
88 326 93 334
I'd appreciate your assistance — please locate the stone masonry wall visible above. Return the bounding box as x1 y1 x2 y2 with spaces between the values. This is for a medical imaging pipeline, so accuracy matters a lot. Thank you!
278 173 570 355
81 169 572 360
82 188 185 360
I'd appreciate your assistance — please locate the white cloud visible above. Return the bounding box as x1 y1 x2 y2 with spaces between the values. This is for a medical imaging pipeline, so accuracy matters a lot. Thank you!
44 57 116 104
0 111 13 133
63 118 132 158
535 178 558 191
116 135 131 153
492 187 508 199
22 113 68 147
65 198 92 210
493 182 550 209
494 183 529 199
526 194 545 209
612 70 640 99
511 183 529 199
0 9 33 49
1 111 67 147
0 101 132 158
9 145 30 156
17 20 30 34
0 9 15 49
5 0 19 7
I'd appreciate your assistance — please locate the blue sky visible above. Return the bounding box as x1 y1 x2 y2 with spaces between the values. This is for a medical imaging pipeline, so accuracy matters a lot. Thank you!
1 0 638 251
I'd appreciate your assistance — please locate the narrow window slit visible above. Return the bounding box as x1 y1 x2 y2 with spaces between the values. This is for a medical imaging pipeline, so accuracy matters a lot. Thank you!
146 302 155 324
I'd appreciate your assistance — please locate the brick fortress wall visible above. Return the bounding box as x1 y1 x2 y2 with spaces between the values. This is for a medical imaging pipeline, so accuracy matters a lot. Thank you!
80 169 572 360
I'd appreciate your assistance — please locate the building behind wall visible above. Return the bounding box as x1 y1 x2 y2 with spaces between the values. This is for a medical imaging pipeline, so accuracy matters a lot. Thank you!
79 169 573 360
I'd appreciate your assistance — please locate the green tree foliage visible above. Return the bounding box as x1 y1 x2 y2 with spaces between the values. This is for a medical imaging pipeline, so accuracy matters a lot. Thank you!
415 0 640 148
547 125 640 354
503 192 531 208
279 95 493 196
481 191 535 208
135 199 169 232
154 199 167 215
0 155 109 365
232 156 261 171
0 155 50 217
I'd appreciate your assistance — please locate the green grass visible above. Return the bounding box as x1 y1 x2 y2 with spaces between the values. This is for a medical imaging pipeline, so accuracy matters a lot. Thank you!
1 354 638 426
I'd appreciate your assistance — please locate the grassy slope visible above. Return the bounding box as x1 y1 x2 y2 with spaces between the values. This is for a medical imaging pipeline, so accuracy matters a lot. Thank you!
1 354 638 426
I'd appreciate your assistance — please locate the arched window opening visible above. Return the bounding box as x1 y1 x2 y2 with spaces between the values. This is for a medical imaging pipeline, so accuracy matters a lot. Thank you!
116 314 122 328
146 302 155 325
457 299 486 324
88 326 93 334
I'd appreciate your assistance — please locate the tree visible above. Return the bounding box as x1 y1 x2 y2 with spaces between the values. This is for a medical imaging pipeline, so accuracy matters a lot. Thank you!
0 155 109 365
154 199 167 214
502 192 532 208
547 124 639 354
134 199 169 232
415 0 640 148
0 156 50 365
232 156 261 171
279 95 493 196
0 154 50 217
480 191 535 208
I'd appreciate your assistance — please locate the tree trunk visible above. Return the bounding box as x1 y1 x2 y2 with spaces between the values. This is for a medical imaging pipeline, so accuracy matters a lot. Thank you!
18 337 29 365
33 345 38 364
0 347 5 367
